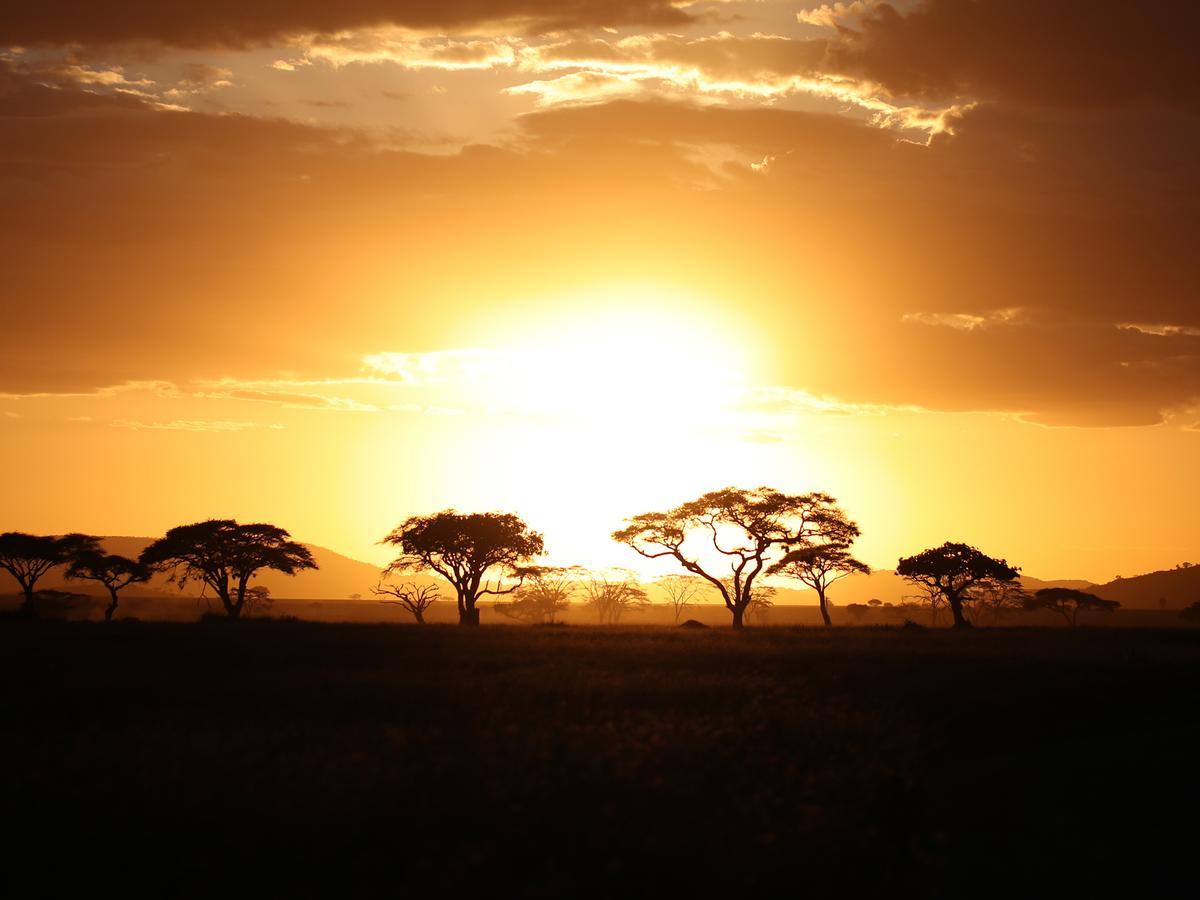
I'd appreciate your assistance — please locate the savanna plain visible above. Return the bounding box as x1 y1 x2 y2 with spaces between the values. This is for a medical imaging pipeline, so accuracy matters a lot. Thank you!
3 620 1197 897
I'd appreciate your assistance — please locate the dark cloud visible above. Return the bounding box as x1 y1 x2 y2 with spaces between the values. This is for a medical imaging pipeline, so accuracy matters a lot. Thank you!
523 99 1200 425
2 57 1197 426
0 2 696 48
821 0 1200 110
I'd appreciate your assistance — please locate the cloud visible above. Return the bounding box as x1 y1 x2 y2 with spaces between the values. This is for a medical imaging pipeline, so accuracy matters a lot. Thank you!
902 308 1027 331
217 390 382 412
813 0 1200 111
0 2 699 48
1118 323 1200 338
109 419 283 432
164 63 234 97
1 55 1197 428
285 31 522 71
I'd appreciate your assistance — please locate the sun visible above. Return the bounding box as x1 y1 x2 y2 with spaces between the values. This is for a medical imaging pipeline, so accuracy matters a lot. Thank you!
485 283 756 425
452 285 769 568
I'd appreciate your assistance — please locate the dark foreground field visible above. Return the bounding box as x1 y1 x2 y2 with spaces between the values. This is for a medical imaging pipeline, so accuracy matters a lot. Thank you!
3 623 1198 897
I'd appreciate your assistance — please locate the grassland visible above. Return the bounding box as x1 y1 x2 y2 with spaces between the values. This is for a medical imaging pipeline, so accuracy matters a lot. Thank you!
2 622 1197 897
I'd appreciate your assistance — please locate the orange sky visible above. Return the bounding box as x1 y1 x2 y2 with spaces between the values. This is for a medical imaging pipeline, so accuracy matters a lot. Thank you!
2 1 1198 581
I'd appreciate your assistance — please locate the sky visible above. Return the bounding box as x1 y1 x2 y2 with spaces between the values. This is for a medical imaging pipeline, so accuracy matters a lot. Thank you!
1 1 1198 582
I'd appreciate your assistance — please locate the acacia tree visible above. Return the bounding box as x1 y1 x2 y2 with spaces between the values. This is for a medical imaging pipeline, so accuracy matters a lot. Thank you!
582 571 650 625
896 542 1020 629
0 532 99 617
1025 587 1119 626
767 515 868 626
373 580 440 624
744 585 776 627
382 511 544 626
968 580 1030 626
613 487 845 629
65 551 151 622
139 520 317 619
657 574 708 624
495 565 581 625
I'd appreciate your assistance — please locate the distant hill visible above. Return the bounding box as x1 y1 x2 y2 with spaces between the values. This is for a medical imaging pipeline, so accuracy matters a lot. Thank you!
749 570 1095 607
32 536 390 600
1090 565 1200 610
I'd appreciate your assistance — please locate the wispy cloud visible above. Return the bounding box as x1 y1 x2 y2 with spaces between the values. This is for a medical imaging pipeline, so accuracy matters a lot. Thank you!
902 308 1028 331
202 389 382 412
109 419 284 432
1118 323 1200 338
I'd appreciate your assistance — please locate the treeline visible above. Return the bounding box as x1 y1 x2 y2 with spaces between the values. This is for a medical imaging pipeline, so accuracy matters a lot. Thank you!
1 486 1130 628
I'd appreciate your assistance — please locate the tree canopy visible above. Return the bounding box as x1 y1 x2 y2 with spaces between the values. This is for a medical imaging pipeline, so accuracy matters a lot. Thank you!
896 542 1020 629
139 520 316 619
1025 587 1119 626
767 510 867 627
65 551 152 622
382 511 544 626
0 532 99 616
613 486 849 628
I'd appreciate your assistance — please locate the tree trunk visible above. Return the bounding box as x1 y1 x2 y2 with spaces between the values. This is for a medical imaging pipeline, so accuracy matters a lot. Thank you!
459 603 480 626
20 584 36 618
104 588 119 622
413 609 426 625
948 593 971 629
731 605 746 629
817 587 832 627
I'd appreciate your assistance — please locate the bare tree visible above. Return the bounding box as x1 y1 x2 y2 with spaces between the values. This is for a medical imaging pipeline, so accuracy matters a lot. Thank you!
373 580 439 624
382 511 544 626
903 583 945 625
613 487 849 629
64 551 151 622
495 566 581 625
583 571 650 625
657 574 707 624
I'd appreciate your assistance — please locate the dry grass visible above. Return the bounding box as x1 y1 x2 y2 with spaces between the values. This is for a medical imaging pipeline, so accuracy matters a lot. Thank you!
2 621 1197 896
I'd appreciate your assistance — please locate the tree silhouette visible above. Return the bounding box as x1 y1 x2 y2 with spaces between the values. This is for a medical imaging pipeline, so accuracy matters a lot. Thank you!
65 551 151 622
495 565 581 625
139 520 316 619
382 511 544 626
768 512 868 626
896 542 1020 629
241 585 274 617
1025 587 1119 626
0 532 99 617
373 580 439 624
845 603 869 623
582 571 649 625
967 579 1030 626
613 487 846 628
1181 601 1200 624
657 574 708 624
744 585 776 627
